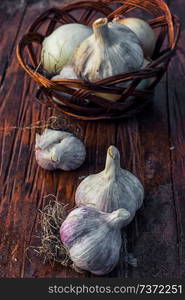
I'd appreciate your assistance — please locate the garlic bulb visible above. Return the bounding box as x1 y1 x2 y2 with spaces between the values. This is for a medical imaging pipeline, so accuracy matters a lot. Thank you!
73 17 144 81
51 66 121 103
113 17 156 58
95 59 153 102
35 129 86 171
60 206 130 275
75 145 144 225
41 23 92 75
51 66 78 103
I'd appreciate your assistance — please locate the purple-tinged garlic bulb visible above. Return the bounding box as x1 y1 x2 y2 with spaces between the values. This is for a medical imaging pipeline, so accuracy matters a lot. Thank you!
35 129 86 171
75 145 144 225
60 206 130 275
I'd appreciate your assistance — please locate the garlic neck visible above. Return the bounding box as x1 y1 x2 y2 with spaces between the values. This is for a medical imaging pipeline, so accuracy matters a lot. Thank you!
106 209 130 229
104 146 121 181
93 18 109 45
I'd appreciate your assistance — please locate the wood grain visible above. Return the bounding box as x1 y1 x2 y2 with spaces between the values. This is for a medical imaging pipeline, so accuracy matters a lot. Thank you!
166 0 185 277
0 0 185 278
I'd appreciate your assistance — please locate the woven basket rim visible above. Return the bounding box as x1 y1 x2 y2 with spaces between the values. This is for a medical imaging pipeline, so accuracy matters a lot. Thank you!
16 0 181 120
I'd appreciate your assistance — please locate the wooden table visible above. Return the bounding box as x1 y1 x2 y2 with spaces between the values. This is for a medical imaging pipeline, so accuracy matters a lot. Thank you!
0 0 185 278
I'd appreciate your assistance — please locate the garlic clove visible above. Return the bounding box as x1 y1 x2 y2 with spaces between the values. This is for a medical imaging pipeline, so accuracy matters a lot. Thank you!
41 23 92 75
60 206 130 275
35 129 86 171
113 17 157 58
73 17 144 82
75 145 144 225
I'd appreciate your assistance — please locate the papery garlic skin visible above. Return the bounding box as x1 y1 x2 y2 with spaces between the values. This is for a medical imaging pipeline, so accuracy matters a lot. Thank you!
60 206 130 275
73 18 144 82
35 129 86 171
113 17 156 58
75 145 144 225
41 23 92 75
58 65 78 79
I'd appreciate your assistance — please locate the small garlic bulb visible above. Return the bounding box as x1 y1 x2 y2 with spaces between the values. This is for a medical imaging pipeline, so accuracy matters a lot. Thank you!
51 65 78 103
35 129 86 171
60 206 130 275
41 23 92 75
75 145 144 225
113 17 156 57
73 17 144 81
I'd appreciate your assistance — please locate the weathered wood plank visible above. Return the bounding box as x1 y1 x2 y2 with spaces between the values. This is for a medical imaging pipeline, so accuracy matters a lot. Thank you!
0 0 81 278
106 78 179 278
0 1 27 86
0 0 117 278
114 2 181 278
166 78 185 277
0 0 184 279
166 0 185 275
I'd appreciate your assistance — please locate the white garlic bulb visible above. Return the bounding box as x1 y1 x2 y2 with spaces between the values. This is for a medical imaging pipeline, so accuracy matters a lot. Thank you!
95 59 154 102
41 23 92 75
60 206 130 275
51 65 78 103
75 145 144 225
73 17 144 81
35 129 86 171
113 17 156 58
51 65 120 102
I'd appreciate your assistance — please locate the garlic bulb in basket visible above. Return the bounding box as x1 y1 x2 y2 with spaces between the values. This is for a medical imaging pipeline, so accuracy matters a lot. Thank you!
60 206 130 275
35 129 86 171
41 23 92 75
50 40 151 104
51 65 120 103
73 17 144 81
113 17 156 57
75 145 144 225
51 66 121 103
95 59 154 102
51 65 78 103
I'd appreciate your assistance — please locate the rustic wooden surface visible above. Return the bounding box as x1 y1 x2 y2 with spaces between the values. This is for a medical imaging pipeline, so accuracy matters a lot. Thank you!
0 0 185 278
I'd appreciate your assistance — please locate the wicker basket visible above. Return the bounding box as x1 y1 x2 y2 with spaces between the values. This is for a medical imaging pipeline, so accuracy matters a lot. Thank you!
16 0 180 120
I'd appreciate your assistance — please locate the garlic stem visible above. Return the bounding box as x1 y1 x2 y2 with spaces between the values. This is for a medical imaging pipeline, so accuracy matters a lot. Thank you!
104 145 120 181
93 18 109 43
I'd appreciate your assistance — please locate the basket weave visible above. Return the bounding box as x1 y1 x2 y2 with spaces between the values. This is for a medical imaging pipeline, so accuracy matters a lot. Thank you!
16 0 180 120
